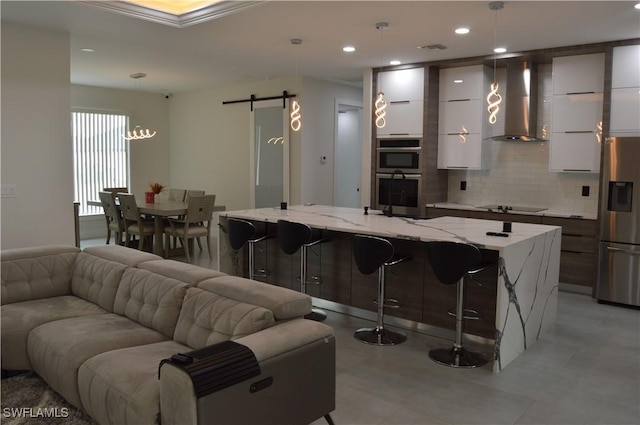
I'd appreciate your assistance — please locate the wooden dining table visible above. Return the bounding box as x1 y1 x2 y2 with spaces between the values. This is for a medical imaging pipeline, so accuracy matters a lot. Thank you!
137 200 187 256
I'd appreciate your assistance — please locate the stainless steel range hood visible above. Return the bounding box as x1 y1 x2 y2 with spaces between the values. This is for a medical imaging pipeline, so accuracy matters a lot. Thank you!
492 59 546 142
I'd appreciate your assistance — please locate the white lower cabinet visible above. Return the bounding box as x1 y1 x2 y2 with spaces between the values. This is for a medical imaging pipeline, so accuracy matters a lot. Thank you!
610 87 640 137
437 133 484 169
549 132 601 172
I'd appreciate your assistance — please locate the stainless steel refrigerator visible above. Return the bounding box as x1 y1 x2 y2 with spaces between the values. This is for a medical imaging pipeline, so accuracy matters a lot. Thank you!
597 136 640 307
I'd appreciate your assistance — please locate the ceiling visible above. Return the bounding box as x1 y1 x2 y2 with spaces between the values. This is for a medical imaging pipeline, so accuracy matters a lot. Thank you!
2 1 639 94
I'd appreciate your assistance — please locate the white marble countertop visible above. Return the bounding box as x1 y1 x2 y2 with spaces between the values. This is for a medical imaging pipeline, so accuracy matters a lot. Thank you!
426 202 597 220
222 205 560 251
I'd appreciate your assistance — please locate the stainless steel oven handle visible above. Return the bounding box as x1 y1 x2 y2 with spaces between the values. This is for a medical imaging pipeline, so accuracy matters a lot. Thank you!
606 247 640 256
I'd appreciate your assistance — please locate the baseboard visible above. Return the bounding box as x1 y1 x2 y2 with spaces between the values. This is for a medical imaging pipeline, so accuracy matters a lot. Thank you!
559 282 593 296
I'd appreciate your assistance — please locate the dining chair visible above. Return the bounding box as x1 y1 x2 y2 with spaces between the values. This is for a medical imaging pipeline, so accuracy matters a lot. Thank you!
117 193 155 251
183 190 206 249
163 194 216 263
103 187 128 195
98 191 124 245
168 188 186 202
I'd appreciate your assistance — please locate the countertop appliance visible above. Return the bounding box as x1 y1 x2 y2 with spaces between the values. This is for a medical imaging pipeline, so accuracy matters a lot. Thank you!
597 136 640 307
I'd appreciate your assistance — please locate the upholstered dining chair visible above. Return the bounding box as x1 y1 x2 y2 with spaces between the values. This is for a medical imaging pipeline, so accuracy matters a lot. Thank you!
168 188 186 202
117 193 155 251
183 190 206 249
98 191 124 245
163 194 216 263
102 187 128 195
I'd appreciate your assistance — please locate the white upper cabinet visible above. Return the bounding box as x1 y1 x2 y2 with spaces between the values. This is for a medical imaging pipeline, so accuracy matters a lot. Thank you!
377 67 424 102
552 53 605 94
612 45 640 88
376 67 424 137
439 66 486 100
611 45 640 136
437 65 490 170
550 54 605 173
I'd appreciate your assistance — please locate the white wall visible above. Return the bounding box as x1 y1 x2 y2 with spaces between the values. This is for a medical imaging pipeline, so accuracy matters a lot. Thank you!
71 85 171 198
1 23 74 249
169 76 362 210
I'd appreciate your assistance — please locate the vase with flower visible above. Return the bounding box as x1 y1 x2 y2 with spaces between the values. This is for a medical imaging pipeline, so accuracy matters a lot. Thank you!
145 182 165 203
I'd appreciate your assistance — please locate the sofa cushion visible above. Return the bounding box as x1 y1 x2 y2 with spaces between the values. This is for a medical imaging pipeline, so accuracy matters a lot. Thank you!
173 287 275 349
113 268 189 338
28 314 170 408
71 252 129 312
1 245 80 305
1 296 107 370
198 275 311 321
138 259 226 285
82 244 162 266
78 340 189 425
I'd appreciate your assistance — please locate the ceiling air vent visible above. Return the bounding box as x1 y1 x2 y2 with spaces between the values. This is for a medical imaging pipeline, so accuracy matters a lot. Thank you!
418 44 447 50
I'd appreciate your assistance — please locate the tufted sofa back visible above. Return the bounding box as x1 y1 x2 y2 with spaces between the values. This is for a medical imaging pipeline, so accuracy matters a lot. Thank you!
1 246 80 305
114 268 189 339
173 287 275 349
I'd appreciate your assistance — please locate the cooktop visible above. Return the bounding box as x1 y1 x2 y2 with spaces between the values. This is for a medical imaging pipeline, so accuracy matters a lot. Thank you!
478 205 548 213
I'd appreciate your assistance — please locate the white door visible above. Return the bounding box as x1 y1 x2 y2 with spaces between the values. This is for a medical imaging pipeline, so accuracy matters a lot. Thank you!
334 102 362 208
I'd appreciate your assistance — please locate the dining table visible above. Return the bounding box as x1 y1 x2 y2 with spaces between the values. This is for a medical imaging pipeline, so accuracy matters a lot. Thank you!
136 200 187 256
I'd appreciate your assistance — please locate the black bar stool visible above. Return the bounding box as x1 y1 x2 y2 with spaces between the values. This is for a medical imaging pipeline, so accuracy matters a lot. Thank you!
425 240 489 368
227 218 270 280
277 219 328 322
352 234 410 346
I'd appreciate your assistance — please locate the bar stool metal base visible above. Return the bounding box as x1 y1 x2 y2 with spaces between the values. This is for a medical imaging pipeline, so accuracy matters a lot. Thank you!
304 307 328 322
428 346 488 368
354 326 407 346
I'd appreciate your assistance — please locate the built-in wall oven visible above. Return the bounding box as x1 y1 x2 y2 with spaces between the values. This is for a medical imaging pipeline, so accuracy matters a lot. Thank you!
376 138 422 174
375 173 422 217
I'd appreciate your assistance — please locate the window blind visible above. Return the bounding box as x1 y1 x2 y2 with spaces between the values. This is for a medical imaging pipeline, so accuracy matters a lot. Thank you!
72 112 129 216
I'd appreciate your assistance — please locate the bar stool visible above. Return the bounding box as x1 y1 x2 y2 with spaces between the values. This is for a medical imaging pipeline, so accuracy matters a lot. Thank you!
277 219 328 322
352 234 410 346
226 218 270 281
425 241 489 368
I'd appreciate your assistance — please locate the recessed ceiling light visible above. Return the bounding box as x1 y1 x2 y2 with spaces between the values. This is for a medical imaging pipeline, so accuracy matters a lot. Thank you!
494 47 507 54
455 27 470 35
389 60 401 65
454 79 464 84
635 2 640 9
343 46 356 53
80 48 95 52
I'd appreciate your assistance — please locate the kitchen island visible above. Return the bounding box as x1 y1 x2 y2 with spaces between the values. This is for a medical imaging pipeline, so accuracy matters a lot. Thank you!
218 205 561 372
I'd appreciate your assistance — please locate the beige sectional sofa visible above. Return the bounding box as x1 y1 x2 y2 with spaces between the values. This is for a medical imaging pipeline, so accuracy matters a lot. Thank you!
1 245 335 425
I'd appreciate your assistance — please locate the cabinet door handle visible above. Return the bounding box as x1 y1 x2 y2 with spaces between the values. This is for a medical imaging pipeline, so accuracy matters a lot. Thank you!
565 91 596 95
606 247 640 256
447 132 469 135
447 166 469 169
389 100 411 104
562 169 592 172
564 131 594 134
447 99 471 102
389 133 410 136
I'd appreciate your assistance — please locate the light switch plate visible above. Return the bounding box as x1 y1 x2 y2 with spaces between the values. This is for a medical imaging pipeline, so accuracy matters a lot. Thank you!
1 184 17 198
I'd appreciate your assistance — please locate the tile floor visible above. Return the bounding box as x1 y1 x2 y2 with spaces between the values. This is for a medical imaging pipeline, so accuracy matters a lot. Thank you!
82 237 640 425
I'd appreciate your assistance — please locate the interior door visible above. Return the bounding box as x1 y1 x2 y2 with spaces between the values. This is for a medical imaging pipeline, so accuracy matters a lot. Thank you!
250 100 290 208
334 102 362 208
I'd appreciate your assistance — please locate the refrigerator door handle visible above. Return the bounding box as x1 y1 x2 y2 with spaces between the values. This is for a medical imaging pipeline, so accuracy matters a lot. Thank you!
606 246 640 256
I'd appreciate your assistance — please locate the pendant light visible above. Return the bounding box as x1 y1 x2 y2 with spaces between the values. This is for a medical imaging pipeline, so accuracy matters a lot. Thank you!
124 72 156 140
486 1 503 125
374 22 388 129
290 38 302 132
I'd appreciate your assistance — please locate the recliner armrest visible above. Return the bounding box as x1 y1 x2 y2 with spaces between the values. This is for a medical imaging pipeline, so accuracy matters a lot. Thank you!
160 319 335 425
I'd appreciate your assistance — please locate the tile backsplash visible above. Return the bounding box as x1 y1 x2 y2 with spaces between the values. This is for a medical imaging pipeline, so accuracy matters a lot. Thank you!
447 140 599 215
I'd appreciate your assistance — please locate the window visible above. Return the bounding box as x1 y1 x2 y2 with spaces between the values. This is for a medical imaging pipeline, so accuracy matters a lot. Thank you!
72 111 129 216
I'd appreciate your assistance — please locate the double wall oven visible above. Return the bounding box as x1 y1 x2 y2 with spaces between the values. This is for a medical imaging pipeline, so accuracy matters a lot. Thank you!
375 138 423 217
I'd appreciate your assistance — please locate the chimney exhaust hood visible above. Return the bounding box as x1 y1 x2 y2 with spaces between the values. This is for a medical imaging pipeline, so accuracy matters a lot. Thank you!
491 59 546 142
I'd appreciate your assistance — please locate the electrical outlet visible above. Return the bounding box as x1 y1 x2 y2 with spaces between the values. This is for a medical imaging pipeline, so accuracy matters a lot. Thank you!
1 184 17 198
460 181 467 191
582 186 590 197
